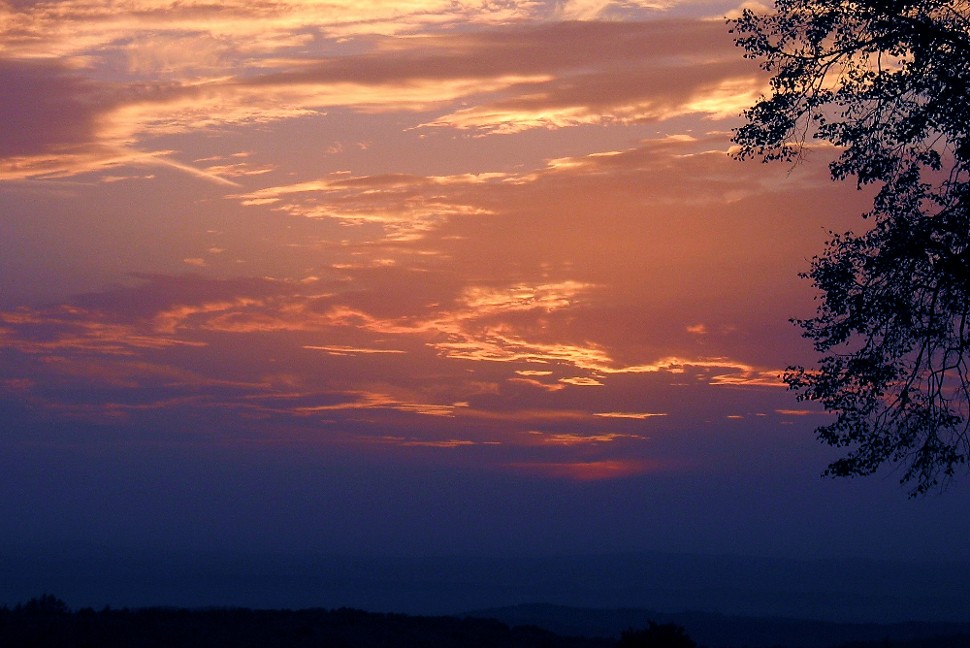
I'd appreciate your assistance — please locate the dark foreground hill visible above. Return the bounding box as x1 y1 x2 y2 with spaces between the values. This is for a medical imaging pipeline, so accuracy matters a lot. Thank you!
463 604 970 648
0 595 609 648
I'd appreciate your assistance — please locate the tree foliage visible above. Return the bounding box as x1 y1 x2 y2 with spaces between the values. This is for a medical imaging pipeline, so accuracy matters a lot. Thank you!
732 0 970 494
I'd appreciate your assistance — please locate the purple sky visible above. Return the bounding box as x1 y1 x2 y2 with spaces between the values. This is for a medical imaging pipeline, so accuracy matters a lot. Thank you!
2 0 970 614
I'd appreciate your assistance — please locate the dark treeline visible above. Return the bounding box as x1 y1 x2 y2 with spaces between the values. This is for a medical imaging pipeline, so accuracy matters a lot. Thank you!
4 595 970 648
0 595 616 648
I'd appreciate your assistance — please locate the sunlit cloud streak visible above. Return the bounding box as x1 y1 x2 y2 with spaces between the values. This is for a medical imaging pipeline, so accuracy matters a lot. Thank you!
532 431 648 445
1 0 725 68
0 0 542 62
776 409 827 417
0 122 803 442
235 172 506 240
304 345 408 356
0 267 787 428
0 14 761 181
233 131 813 248
594 412 667 419
503 459 664 480
386 438 485 448
293 390 461 418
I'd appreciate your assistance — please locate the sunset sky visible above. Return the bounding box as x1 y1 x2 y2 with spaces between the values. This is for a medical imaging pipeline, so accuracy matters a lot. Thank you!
3 0 970 612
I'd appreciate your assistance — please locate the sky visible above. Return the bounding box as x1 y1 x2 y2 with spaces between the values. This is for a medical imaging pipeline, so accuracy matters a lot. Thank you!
3 0 970 614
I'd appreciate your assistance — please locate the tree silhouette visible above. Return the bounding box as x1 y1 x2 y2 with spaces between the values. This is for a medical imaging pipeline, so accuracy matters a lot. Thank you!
732 0 970 494
18 594 70 615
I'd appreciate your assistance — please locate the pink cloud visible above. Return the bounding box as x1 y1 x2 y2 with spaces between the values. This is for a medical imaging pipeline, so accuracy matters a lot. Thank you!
503 459 665 480
0 18 762 181
0 60 107 157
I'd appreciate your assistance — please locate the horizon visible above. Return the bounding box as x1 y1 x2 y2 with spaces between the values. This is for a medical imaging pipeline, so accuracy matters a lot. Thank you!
5 548 970 624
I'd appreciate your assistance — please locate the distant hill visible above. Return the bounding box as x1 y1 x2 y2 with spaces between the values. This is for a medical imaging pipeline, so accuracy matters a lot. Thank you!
462 603 970 648
4 548 970 631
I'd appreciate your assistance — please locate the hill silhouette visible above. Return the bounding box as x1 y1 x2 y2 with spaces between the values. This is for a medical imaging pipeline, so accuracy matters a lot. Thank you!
462 603 970 648
4 596 970 648
5 550 970 623
0 596 611 648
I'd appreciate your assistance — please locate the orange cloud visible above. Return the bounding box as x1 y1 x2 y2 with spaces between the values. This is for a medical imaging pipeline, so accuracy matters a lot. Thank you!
776 408 827 417
234 172 507 240
387 438 498 448
0 121 806 413
293 390 460 418
709 370 785 388
304 345 407 356
594 412 667 420
0 308 208 356
0 0 542 63
1 16 763 182
528 431 648 445
504 459 661 480
507 377 567 392
560 377 605 386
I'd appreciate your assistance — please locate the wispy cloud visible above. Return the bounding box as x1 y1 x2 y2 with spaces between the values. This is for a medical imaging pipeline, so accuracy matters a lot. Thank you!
594 411 667 419
0 14 762 183
0 268 789 431
304 344 408 355
529 431 648 445
234 172 506 240
503 459 663 480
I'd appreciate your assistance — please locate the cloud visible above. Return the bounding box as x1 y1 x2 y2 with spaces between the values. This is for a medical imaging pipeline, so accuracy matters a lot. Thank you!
233 132 810 248
776 408 827 417
557 0 691 19
0 0 543 63
234 172 507 240
530 431 648 445
409 20 759 133
0 119 830 436
558 0 615 20
0 0 865 501
0 16 762 182
0 59 107 157
387 438 487 448
508 376 567 392
421 65 759 134
560 376 605 386
304 345 408 356
594 411 667 419
503 459 662 480
293 390 460 418
0 267 788 430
